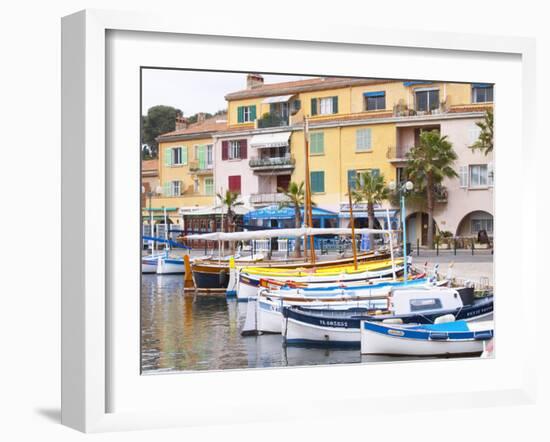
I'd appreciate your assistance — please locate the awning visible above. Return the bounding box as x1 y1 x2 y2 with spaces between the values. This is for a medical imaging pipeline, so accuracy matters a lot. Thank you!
243 205 338 222
364 91 385 97
472 83 492 88
262 95 294 104
250 131 291 149
339 209 398 219
403 80 433 87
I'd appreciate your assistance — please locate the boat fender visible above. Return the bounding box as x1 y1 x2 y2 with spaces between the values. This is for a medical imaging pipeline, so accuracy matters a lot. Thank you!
434 314 456 324
382 318 403 324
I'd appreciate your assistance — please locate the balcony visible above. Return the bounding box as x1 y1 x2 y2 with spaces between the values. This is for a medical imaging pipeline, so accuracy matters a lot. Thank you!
250 192 290 205
386 146 409 162
249 155 295 173
256 113 289 129
188 160 213 175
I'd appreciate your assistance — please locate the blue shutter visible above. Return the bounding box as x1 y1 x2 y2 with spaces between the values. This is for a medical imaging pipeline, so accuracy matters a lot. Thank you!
237 106 244 123
250 105 257 121
332 96 338 114
311 171 324 193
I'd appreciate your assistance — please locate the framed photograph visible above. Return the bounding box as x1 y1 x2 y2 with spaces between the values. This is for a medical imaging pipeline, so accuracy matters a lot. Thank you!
62 9 538 433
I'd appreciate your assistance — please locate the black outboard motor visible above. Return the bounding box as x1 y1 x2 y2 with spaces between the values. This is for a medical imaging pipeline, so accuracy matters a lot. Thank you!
456 286 475 306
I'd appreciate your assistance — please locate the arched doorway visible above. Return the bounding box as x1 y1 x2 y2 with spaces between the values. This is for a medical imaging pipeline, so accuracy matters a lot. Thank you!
456 210 493 238
405 212 438 246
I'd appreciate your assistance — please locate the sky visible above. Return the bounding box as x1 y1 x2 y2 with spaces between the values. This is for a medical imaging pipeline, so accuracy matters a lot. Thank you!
141 69 317 116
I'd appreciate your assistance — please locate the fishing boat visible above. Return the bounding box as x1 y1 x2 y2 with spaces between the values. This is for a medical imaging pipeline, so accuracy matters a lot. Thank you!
236 256 408 301
141 253 162 273
360 319 494 356
184 227 395 290
282 287 493 347
241 277 436 335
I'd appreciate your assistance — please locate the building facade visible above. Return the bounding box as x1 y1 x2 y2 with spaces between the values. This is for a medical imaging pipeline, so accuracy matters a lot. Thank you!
150 74 494 243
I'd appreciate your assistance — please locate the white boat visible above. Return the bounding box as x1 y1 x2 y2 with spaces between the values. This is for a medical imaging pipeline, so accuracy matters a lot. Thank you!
282 287 494 347
360 319 494 356
141 254 161 273
241 277 436 335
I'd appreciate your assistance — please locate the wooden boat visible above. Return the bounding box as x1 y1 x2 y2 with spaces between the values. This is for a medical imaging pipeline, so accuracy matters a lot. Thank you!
193 250 391 290
360 319 494 356
236 257 406 301
141 253 161 273
282 287 493 347
241 277 434 335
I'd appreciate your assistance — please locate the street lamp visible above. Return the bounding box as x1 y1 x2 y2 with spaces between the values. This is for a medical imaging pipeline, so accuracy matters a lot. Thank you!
389 180 414 283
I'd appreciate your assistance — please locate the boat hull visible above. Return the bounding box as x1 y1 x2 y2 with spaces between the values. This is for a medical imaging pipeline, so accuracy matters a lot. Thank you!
282 296 493 347
360 320 493 356
193 266 231 288
156 258 185 275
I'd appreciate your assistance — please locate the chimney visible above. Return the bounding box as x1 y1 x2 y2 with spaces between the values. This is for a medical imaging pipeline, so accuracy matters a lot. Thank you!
197 112 206 123
175 115 188 130
246 73 264 89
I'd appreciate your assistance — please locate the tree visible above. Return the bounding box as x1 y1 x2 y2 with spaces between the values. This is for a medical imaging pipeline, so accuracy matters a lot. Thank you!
470 109 493 156
216 190 243 232
141 106 183 157
351 171 391 249
277 181 310 258
406 130 458 249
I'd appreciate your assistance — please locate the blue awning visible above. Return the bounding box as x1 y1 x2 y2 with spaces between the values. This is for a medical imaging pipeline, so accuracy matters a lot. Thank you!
243 205 338 222
472 83 493 88
364 91 385 97
403 80 433 87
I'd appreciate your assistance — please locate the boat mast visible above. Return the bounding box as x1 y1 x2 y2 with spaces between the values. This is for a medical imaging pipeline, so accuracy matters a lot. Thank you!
386 208 396 280
347 183 358 270
304 116 315 264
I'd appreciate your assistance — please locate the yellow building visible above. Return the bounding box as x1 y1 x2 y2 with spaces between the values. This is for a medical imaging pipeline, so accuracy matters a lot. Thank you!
148 114 226 225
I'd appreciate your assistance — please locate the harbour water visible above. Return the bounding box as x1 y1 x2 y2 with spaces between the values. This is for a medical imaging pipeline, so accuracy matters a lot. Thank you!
141 274 454 373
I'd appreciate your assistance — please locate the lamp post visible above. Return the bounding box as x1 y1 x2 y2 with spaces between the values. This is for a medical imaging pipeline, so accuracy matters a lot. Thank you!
389 180 414 283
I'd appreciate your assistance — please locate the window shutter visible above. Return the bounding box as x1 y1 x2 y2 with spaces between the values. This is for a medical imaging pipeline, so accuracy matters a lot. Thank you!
164 148 172 167
311 171 324 193
222 141 228 160
228 176 241 193
250 106 257 121
237 106 244 123
347 170 357 189
197 145 205 169
163 182 171 197
459 166 468 188
240 139 247 159
293 99 301 112
311 98 317 116
182 146 188 165
487 162 494 186
332 96 339 114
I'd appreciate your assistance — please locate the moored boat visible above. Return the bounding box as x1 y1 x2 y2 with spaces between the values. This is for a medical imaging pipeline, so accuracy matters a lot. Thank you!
282 287 493 347
360 320 494 356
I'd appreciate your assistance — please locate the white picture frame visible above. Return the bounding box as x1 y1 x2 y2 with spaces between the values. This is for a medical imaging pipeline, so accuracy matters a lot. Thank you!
62 9 539 433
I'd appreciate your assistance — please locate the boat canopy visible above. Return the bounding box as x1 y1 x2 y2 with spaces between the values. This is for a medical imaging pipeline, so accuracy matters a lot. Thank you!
184 227 393 241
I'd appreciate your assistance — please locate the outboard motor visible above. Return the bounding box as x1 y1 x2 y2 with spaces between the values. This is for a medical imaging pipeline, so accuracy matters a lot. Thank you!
456 286 475 306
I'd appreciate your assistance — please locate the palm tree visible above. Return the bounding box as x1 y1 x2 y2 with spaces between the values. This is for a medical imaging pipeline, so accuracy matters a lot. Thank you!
216 190 243 232
470 109 493 156
351 171 391 249
406 130 458 249
277 181 311 258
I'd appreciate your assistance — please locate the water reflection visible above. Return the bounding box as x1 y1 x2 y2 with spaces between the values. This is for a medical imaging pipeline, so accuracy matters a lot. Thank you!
141 274 443 374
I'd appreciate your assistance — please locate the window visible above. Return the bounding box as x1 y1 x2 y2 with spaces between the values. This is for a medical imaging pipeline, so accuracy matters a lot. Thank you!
222 140 247 160
229 140 241 159
469 164 489 187
228 175 241 194
396 167 407 186
205 177 214 195
311 96 338 115
356 128 372 152
193 178 199 193
237 105 256 123
472 85 494 103
415 89 440 112
409 298 443 312
171 180 181 196
206 144 213 166
310 171 325 193
471 218 493 234
347 170 357 190
310 132 324 155
164 146 187 166
365 92 386 111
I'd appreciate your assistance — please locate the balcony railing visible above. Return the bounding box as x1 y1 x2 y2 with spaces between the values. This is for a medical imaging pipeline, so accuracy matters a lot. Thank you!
256 113 289 129
434 184 448 203
249 155 295 170
189 160 213 174
250 192 290 205
386 146 409 161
